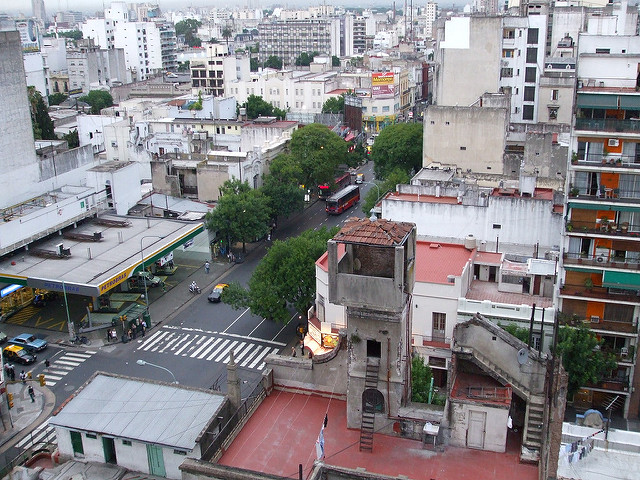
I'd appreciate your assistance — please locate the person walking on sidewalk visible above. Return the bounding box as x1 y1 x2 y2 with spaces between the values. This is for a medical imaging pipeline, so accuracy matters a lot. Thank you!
20 370 26 384
28 385 35 402
204 261 210 274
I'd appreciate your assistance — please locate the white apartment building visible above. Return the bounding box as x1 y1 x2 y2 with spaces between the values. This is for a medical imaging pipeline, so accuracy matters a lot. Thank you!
67 39 129 93
424 2 437 39
190 43 251 97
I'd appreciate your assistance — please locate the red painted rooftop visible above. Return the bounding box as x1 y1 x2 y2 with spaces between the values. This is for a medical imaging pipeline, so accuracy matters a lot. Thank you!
466 279 553 308
475 251 503 264
218 390 538 480
415 241 474 284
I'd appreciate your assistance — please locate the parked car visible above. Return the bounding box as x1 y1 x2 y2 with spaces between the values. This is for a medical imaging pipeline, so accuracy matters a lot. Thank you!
8 333 48 352
0 331 7 344
208 283 228 303
133 271 162 287
3 345 36 365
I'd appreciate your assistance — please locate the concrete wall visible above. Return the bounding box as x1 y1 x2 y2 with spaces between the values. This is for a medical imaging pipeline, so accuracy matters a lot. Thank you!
382 194 563 254
448 401 509 452
578 35 640 87
85 162 143 215
38 145 96 182
0 31 41 209
423 106 508 175
197 164 230 202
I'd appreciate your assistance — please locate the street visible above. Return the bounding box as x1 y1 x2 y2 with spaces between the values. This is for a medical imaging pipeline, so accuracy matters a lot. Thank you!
0 161 376 461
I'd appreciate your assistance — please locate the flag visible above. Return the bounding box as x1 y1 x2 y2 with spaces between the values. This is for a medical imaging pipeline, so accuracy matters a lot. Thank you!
315 426 325 460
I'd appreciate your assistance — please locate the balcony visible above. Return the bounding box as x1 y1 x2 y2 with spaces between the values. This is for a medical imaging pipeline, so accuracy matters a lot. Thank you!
559 281 640 305
412 335 452 349
589 376 630 393
575 117 640 133
558 310 638 334
571 152 640 169
564 220 639 237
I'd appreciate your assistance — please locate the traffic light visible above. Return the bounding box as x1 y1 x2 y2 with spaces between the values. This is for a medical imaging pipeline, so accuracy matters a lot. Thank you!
7 393 13 409
39 374 46 386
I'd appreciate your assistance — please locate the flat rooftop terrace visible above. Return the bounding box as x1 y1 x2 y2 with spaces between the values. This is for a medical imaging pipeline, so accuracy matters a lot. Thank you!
218 390 538 480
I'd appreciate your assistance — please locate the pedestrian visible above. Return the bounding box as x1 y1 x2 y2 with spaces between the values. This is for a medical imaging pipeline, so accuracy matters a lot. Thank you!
20 370 26 385
141 319 147 337
291 346 297 357
300 339 305 357
9 364 15 381
161 281 167 292
45 359 50 368
127 328 133 340
28 385 35 402
204 261 210 274
267 233 271 241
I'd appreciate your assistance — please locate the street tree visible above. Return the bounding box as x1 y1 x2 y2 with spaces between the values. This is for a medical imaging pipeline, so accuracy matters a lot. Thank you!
295 51 319 67
222 26 233 45
289 123 348 189
175 19 202 47
260 154 305 223
332 55 340 67
223 227 339 322
28 86 55 140
48 93 68 106
264 55 283 69
555 323 618 398
360 168 409 215
79 90 113 114
205 180 271 253
370 122 423 179
321 95 344 114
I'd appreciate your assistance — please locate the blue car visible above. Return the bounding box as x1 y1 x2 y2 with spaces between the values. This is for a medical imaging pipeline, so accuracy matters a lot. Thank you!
8 333 48 353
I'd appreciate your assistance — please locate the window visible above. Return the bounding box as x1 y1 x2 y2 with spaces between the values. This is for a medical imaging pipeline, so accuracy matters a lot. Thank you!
428 356 447 368
500 67 513 78
525 67 536 83
432 312 446 342
86 433 97 439
548 107 558 119
460 146 466 150
366 339 381 358
503 28 515 39
382 106 389 112
595 48 611 54
173 449 188 455
122 440 132 446
523 105 534 120
527 28 539 44
502 49 514 58
552 89 559 101
526 47 538 63
524 86 536 102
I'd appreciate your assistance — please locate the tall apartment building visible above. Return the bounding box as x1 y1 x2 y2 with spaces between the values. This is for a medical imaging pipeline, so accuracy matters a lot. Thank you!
190 43 250 97
423 2 437 39
67 39 129 93
31 0 46 24
560 11 640 420
257 18 341 66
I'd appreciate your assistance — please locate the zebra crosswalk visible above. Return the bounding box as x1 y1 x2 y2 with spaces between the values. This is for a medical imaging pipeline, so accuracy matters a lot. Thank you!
15 420 56 451
44 350 97 386
136 327 284 371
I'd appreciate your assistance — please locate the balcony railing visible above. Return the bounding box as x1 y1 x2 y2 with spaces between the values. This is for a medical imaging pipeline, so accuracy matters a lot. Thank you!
575 117 640 133
563 252 640 269
565 220 639 237
572 153 640 169
590 376 630 392
558 312 638 334
559 283 640 305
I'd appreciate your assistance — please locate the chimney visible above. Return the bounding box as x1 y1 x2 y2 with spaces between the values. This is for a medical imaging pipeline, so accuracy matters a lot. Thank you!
226 350 241 408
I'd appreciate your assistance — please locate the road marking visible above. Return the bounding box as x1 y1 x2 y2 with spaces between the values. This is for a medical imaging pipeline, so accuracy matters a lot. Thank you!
247 318 267 337
16 421 55 449
213 340 239 362
173 334 197 356
206 339 230 361
168 334 192 354
248 346 272 369
239 346 261 368
138 330 169 351
223 342 247 363
191 336 218 358
271 312 296 342
222 308 251 334
54 360 82 367
258 347 281 370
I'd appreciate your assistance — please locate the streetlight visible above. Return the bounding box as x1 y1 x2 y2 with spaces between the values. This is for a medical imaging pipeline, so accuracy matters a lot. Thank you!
362 181 382 220
136 359 178 384
140 235 164 316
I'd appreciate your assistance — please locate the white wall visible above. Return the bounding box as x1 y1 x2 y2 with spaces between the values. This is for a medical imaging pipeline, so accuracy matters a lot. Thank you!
449 402 509 452
578 35 640 88
85 162 143 216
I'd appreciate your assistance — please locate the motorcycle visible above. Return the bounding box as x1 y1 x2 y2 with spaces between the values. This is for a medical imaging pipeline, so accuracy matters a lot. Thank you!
189 283 201 294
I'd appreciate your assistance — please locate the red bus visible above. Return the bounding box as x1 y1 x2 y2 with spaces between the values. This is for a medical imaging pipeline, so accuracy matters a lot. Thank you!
318 172 351 200
326 185 360 214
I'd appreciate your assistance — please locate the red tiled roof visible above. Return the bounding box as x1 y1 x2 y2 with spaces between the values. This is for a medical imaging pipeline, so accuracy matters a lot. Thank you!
415 241 474 284
327 88 350 95
334 217 414 246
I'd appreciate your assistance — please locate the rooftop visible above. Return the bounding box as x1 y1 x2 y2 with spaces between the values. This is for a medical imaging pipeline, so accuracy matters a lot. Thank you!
451 372 512 407
333 217 414 246
218 390 538 480
466 279 554 308
415 241 474 284
50 373 225 450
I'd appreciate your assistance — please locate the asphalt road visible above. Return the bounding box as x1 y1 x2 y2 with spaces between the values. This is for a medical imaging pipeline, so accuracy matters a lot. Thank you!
2 161 377 461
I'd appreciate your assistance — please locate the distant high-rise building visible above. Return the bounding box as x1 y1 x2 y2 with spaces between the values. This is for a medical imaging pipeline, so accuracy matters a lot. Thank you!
32 0 46 23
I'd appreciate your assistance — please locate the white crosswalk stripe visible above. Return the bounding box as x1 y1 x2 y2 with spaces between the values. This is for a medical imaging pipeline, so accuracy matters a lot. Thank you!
15 421 56 450
136 328 284 370
44 351 97 386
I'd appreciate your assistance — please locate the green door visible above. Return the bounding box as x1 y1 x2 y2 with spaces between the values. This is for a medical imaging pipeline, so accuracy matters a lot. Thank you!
146 444 166 477
70 431 84 455
102 437 117 464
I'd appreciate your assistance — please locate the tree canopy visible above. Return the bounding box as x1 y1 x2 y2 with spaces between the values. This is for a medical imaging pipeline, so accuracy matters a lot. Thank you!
222 227 339 322
48 92 68 106
264 55 283 69
321 95 344 114
175 19 202 47
360 168 409 215
204 180 271 253
261 154 305 222
411 355 433 403
295 51 319 67
79 90 113 115
242 94 286 120
332 55 340 67
370 123 423 179
555 323 618 398
250 57 259 71
288 123 348 189
63 129 79 149
28 86 55 140
44 30 82 40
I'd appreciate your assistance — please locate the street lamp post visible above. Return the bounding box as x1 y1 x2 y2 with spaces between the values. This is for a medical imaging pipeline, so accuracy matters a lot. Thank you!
136 359 178 384
362 181 382 220
140 235 164 316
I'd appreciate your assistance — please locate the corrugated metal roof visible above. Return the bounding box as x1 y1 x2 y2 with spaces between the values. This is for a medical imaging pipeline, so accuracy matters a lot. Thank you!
50 374 225 450
333 217 414 246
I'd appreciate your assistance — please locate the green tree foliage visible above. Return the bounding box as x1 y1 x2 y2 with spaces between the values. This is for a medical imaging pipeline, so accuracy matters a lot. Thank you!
177 61 190 72
295 51 319 67
371 123 423 179
260 154 305 222
242 94 286 119
361 168 409 215
332 55 340 67
250 57 259 71
28 86 55 140
411 355 433 403
175 19 202 47
222 26 233 45
79 90 114 115
499 322 530 344
289 123 348 190
188 91 203 111
63 129 79 149
205 180 271 253
556 323 618 398
348 141 366 167
321 95 344 114
44 30 82 40
48 92 68 106
264 55 283 69
223 227 339 322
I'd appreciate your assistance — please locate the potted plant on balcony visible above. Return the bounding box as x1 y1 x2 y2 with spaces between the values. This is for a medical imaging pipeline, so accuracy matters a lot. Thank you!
570 186 580 197
602 148 610 164
571 151 579 164
584 278 594 291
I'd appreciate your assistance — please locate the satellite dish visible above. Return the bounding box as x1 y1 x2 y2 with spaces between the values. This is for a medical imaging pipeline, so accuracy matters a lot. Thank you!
517 348 529 365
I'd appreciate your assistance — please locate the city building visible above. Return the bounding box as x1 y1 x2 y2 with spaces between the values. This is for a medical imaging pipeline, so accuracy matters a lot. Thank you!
31 0 46 24
190 43 250 97
67 39 129 93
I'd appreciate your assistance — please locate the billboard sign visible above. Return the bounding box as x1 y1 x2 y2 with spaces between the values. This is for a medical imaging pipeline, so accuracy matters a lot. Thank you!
16 20 40 53
372 72 394 97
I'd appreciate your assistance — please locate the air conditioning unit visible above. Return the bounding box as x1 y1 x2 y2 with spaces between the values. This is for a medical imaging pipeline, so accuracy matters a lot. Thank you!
590 315 600 324
596 254 607 263
608 139 620 147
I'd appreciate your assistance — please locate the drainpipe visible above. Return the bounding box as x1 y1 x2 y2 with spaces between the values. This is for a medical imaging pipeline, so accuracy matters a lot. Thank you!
528 303 536 349
387 338 391 415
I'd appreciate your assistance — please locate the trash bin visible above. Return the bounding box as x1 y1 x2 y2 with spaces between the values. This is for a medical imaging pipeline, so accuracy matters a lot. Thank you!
143 312 151 325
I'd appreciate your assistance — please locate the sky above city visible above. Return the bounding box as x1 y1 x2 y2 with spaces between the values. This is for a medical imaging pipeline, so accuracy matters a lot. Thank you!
0 0 438 17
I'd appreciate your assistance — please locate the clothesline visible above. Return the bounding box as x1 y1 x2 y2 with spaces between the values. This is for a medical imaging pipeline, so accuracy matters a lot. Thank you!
560 428 605 465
